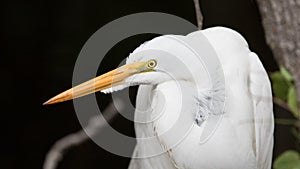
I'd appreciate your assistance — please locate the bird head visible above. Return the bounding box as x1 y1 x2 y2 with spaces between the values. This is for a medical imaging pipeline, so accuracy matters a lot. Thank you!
43 35 207 105
43 54 189 105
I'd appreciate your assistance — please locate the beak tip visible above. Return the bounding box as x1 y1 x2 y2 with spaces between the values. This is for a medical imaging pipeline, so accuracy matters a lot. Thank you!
43 100 51 105
43 97 57 105
43 63 137 106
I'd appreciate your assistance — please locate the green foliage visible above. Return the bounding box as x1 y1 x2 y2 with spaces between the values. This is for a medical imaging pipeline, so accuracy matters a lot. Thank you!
271 72 290 100
288 86 299 118
280 65 294 82
274 150 300 169
291 127 300 142
271 66 299 119
271 66 300 169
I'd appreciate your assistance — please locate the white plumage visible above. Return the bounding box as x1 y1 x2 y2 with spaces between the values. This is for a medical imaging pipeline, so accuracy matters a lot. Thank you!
44 26 274 169
128 27 274 169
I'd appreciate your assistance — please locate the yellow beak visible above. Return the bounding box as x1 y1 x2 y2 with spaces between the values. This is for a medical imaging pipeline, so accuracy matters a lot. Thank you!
43 62 148 105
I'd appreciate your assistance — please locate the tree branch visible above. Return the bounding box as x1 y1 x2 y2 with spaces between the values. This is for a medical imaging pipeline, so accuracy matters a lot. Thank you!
273 97 292 112
193 0 203 29
256 0 300 106
43 101 121 169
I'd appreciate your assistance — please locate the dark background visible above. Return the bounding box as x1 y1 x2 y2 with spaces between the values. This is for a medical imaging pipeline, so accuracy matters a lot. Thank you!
6 0 296 168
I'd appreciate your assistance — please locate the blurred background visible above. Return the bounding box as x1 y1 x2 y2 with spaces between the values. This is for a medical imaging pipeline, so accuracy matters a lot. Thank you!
6 0 298 168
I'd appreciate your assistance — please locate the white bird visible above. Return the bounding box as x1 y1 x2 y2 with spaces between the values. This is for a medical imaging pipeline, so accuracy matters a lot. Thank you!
44 27 274 169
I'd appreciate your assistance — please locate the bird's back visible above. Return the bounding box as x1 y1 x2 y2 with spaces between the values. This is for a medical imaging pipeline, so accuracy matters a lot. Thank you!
202 27 274 169
129 27 274 169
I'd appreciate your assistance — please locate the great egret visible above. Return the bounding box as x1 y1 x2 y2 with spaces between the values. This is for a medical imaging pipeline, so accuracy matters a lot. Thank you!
44 27 274 169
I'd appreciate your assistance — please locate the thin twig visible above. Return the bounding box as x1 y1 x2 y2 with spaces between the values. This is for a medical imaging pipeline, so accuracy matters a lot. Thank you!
273 97 300 120
275 118 297 125
273 97 291 112
193 0 203 29
43 101 122 169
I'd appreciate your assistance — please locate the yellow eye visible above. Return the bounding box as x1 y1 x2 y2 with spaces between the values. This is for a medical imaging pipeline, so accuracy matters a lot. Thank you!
147 59 157 69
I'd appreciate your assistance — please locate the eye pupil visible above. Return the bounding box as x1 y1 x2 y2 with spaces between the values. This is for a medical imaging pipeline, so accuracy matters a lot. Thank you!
147 60 157 68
